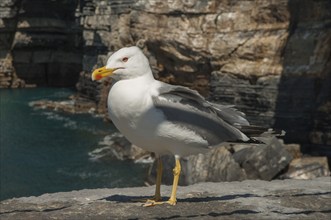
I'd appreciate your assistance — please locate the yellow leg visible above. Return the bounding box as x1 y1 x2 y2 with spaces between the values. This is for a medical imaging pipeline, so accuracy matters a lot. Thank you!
167 156 181 205
143 157 163 206
143 155 181 207
154 157 163 201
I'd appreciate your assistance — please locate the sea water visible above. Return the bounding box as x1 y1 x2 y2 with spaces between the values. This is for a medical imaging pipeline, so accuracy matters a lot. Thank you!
0 88 148 201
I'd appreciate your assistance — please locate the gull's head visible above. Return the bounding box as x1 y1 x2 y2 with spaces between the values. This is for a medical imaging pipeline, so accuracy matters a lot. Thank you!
91 46 152 81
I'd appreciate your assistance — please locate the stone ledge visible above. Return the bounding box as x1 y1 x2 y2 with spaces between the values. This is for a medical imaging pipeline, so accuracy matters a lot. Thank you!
1 177 330 220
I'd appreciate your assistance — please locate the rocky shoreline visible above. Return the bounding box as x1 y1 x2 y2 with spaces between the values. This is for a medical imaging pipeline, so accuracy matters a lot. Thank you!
1 177 330 220
30 96 98 116
27 95 331 185
122 136 330 186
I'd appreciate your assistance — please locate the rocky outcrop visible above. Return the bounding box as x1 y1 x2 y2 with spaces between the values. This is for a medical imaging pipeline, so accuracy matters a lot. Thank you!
147 138 329 186
1 177 330 220
86 133 329 185
0 53 25 88
148 138 294 185
280 157 330 180
274 0 331 151
0 0 24 88
0 0 82 87
88 133 151 162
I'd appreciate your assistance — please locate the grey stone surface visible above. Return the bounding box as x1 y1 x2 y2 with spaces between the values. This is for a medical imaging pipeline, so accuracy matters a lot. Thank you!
1 177 330 220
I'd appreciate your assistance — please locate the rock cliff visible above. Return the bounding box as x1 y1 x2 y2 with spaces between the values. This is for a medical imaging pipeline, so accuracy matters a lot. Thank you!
1 0 330 151
0 0 82 87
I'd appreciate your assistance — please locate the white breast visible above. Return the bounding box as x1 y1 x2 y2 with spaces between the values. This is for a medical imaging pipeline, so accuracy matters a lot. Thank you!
108 79 150 124
107 76 165 152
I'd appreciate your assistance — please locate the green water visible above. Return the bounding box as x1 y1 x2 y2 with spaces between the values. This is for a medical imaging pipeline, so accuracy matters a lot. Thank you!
0 88 148 201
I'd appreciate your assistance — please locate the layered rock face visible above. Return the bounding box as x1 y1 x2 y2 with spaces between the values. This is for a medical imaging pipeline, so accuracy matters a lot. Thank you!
0 0 23 88
0 0 82 87
275 0 331 152
1 0 330 149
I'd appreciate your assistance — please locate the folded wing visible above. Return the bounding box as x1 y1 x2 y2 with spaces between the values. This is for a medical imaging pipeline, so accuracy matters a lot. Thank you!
153 83 251 146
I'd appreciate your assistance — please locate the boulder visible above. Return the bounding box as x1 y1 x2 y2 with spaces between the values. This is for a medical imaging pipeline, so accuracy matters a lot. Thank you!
280 157 330 180
232 137 292 180
88 133 150 162
148 138 293 185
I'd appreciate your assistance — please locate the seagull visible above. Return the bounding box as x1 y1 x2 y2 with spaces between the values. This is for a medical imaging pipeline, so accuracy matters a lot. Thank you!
91 46 262 206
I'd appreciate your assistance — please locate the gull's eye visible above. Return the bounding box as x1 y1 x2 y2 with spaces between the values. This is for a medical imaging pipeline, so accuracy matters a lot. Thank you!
122 57 128 62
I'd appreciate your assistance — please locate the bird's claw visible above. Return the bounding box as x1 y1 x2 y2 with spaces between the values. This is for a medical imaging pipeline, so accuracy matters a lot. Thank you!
143 199 177 207
131 195 161 203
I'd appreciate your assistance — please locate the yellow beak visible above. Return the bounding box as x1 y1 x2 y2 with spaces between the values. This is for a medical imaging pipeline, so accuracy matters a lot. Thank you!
91 66 115 81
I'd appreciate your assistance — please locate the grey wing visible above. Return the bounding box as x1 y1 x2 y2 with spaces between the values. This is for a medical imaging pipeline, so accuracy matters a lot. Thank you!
153 83 250 146
208 103 250 126
157 83 250 126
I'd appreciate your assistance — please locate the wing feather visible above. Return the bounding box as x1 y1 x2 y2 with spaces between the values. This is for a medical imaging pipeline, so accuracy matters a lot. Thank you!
153 83 250 146
157 83 250 126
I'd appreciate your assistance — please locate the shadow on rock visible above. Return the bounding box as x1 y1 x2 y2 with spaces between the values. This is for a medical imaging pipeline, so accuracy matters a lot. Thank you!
153 210 261 220
100 193 260 203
